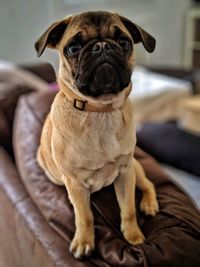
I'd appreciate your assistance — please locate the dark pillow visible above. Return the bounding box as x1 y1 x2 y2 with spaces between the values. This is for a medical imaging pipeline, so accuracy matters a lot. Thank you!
137 122 200 176
13 92 200 267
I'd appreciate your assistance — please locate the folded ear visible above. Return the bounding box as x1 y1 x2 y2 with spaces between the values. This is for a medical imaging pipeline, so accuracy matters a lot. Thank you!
118 15 156 53
35 16 72 57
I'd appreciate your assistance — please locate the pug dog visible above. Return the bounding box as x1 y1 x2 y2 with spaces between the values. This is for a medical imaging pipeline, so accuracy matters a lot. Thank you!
35 11 159 259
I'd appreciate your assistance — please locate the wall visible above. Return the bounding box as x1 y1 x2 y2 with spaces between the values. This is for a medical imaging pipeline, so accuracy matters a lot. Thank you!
0 0 191 66
152 0 191 66
0 0 52 63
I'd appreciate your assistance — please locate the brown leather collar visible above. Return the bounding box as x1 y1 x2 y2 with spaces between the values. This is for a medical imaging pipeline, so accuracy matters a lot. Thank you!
63 86 131 112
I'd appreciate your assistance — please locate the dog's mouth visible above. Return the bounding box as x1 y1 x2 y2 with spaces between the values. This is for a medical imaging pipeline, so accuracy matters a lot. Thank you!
87 62 123 96
75 55 131 98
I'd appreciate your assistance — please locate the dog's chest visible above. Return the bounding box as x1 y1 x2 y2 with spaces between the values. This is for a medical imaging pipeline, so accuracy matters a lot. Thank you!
52 97 136 192
70 110 134 166
62 107 136 191
84 112 122 158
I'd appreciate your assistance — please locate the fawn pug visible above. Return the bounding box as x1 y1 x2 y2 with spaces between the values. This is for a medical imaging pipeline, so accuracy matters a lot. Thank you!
35 11 159 259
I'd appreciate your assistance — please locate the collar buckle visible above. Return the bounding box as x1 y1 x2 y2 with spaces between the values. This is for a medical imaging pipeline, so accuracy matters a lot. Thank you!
73 99 87 111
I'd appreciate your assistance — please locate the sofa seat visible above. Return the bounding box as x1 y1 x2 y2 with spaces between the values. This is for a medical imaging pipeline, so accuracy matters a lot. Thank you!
12 91 200 267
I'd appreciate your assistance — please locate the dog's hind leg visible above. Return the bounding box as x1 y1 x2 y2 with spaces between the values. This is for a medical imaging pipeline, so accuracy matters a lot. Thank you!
37 146 63 185
134 158 159 216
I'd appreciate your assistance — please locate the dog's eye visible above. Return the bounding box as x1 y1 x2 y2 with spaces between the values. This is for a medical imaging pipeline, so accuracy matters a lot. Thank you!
65 42 82 56
118 36 130 49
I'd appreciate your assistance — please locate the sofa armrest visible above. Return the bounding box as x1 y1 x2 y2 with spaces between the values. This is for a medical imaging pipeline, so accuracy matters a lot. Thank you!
0 147 91 267
20 62 56 83
0 62 56 156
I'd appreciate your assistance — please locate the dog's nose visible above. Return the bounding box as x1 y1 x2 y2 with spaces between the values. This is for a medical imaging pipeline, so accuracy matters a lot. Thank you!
92 42 111 53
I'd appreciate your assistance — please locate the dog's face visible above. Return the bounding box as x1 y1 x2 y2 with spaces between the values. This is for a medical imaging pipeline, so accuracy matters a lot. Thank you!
35 11 155 99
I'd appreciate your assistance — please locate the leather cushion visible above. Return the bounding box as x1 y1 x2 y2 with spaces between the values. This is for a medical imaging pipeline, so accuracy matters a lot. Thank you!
137 122 200 176
13 92 200 267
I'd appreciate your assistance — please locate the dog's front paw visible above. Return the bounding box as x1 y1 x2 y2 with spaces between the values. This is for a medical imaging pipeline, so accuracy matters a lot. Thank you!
123 227 145 245
69 232 95 259
122 220 145 245
140 190 159 216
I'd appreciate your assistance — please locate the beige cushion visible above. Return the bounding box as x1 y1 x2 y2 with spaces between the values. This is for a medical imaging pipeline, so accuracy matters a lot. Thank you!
130 67 192 125
179 96 200 136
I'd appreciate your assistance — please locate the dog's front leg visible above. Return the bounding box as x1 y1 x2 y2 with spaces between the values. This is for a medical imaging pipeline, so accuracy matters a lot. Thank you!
114 158 145 245
62 175 94 259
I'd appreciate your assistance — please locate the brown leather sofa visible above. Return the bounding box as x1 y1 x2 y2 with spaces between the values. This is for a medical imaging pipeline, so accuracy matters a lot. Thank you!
0 63 200 267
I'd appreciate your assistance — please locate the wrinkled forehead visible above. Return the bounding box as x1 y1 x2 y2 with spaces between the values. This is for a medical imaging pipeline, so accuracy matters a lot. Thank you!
60 11 129 45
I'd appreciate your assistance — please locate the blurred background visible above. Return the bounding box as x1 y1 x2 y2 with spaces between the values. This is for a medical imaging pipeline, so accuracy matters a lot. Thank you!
0 4 200 258
0 0 200 207
1 2 200 266
1 0 200 68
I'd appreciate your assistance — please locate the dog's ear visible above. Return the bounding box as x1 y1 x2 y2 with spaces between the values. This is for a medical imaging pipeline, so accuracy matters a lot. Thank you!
35 16 72 57
118 15 156 53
